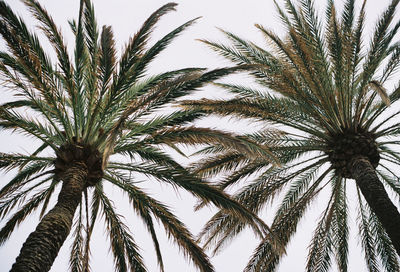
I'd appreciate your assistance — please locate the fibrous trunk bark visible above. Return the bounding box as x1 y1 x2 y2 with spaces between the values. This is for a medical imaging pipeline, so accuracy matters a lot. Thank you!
349 155 400 256
10 162 88 272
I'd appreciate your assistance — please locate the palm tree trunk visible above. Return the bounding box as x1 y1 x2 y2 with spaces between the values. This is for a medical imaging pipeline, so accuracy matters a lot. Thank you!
10 162 88 272
349 155 400 256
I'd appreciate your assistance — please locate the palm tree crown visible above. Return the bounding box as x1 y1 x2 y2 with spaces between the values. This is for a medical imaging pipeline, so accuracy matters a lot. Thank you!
0 1 272 271
182 0 400 271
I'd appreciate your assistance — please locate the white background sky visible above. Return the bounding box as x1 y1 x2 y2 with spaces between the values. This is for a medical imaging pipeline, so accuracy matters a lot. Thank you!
0 0 398 271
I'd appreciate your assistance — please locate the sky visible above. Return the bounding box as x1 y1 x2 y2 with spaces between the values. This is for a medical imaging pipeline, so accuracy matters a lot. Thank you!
0 0 398 271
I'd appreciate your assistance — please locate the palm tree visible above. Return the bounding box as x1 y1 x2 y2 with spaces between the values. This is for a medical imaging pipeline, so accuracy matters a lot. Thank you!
182 0 400 271
0 1 274 271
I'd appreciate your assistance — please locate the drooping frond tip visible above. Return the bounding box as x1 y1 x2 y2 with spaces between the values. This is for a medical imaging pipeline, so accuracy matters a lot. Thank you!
369 80 390 106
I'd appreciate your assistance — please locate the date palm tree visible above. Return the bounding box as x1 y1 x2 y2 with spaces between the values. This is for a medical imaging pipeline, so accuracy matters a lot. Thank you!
182 0 400 271
0 1 275 271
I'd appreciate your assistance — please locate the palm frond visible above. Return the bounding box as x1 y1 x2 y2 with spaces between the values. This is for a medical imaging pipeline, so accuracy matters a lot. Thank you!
69 203 84 272
0 179 58 245
111 16 199 101
198 158 326 255
356 189 380 272
146 126 278 163
331 178 348 272
105 174 214 272
367 198 400 272
115 3 178 92
190 152 249 179
306 180 339 272
369 80 390 106
22 0 74 95
244 169 330 272
95 185 146 272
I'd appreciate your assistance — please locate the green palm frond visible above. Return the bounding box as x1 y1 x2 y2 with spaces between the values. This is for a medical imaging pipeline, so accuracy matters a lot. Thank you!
22 0 74 91
191 152 249 179
95 185 146 272
331 178 348 271
244 170 330 272
356 190 380 272
146 126 277 162
307 189 336 272
116 3 177 90
0 152 52 169
70 204 85 272
198 158 326 253
104 173 212 272
0 177 54 219
0 179 59 245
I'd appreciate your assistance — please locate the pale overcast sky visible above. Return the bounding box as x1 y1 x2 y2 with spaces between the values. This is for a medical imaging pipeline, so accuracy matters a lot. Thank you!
0 0 397 271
